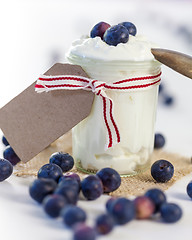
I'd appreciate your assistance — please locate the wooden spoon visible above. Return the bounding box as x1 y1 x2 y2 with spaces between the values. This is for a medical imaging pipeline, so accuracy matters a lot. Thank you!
151 48 192 79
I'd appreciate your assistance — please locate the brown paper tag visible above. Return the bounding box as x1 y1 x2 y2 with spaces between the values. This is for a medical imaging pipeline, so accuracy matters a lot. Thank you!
0 63 94 163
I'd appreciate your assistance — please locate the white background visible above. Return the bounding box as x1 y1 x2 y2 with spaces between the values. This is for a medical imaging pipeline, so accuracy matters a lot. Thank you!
0 0 192 239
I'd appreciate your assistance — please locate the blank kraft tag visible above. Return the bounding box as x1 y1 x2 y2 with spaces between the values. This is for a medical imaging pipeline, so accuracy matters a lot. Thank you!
0 63 94 163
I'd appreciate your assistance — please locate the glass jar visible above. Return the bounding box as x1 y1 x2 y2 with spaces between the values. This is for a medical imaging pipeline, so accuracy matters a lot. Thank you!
67 54 161 176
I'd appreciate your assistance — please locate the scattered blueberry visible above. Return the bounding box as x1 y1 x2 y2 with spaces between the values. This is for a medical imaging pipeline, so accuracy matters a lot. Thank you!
59 172 81 185
186 181 192 198
109 197 136 225
0 158 13 182
37 163 63 182
3 146 20 165
73 223 96 240
145 188 166 213
158 82 175 107
158 83 164 94
103 24 129 46
96 167 121 193
55 180 79 205
154 133 165 149
160 203 182 223
42 194 67 218
163 95 174 106
49 152 74 172
29 178 57 203
151 160 174 183
61 205 87 227
134 196 155 219
106 197 117 213
95 213 114 235
55 188 78 205
90 21 111 39
2 136 9 146
58 178 80 193
81 175 103 200
119 22 137 36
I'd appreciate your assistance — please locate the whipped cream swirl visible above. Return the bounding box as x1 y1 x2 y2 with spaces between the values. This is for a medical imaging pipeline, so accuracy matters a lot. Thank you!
67 35 159 62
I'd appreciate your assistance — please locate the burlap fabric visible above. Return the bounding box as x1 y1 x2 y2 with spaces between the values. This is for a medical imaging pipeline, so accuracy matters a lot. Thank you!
14 131 192 197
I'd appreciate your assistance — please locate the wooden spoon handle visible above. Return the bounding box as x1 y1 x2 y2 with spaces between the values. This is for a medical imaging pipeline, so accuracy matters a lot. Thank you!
151 48 192 79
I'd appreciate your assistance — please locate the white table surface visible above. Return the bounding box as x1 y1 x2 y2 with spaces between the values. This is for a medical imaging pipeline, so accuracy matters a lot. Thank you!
0 0 192 239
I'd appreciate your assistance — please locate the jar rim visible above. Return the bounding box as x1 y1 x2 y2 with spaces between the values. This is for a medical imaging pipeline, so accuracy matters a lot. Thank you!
66 52 161 67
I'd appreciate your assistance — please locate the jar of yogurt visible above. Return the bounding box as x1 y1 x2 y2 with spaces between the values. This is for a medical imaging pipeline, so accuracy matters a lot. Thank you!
66 35 161 176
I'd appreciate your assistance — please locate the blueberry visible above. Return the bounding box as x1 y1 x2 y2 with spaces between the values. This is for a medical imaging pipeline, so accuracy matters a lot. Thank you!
49 152 74 172
158 84 164 94
160 203 182 223
145 188 166 213
55 187 79 205
158 82 174 106
96 167 121 193
118 22 137 36
42 194 67 218
164 95 174 106
73 223 96 240
0 158 13 181
2 136 9 146
61 205 87 227
3 146 20 165
103 24 129 46
90 21 111 39
154 133 165 149
95 213 114 235
134 196 155 219
151 160 174 183
186 181 192 198
109 197 136 225
37 163 63 182
59 172 81 185
58 178 80 193
106 197 117 213
29 178 57 203
81 175 103 200
55 180 79 205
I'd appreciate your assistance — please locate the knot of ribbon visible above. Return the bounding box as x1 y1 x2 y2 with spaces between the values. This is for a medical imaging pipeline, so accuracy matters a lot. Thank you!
89 80 106 94
35 71 161 149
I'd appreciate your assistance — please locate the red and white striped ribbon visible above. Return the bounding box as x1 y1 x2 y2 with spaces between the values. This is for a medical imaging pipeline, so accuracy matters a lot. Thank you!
35 72 161 149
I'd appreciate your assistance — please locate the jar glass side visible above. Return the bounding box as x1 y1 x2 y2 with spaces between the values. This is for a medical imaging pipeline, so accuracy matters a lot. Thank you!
67 54 161 176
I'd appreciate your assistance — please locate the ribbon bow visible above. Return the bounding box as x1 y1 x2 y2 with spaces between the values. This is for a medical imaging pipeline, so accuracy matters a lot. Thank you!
35 72 161 149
